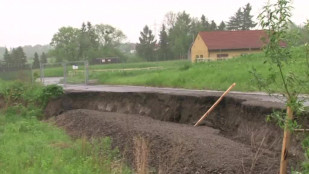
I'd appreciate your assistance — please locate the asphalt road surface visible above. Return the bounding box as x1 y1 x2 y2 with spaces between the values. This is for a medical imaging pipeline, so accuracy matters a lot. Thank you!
43 77 309 107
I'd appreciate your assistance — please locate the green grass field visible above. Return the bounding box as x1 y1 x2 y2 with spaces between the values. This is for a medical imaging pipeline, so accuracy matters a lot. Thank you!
0 81 131 174
38 46 309 93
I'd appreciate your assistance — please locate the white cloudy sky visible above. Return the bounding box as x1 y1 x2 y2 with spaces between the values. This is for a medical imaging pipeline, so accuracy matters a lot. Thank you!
0 0 308 47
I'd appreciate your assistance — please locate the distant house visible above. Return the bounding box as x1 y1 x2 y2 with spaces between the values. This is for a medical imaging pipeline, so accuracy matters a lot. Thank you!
190 30 267 62
92 57 121 64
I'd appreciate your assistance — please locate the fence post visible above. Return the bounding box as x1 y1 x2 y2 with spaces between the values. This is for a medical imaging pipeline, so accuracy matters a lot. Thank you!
40 63 43 83
85 60 89 85
30 64 34 84
63 62 67 86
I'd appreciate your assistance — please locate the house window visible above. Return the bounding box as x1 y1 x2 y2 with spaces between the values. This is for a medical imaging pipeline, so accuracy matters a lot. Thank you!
196 55 199 58
217 54 228 58
200 55 203 58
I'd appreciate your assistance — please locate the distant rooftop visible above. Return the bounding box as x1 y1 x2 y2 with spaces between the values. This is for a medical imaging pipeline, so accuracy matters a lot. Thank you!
199 30 267 51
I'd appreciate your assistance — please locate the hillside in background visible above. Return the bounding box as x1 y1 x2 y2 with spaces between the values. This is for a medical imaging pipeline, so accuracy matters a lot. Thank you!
0 44 51 61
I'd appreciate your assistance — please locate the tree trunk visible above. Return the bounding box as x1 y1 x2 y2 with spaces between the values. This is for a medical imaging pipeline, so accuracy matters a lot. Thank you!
280 106 293 174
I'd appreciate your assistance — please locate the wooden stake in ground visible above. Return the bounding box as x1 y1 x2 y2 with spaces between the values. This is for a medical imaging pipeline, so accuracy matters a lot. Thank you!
194 83 236 127
280 106 293 174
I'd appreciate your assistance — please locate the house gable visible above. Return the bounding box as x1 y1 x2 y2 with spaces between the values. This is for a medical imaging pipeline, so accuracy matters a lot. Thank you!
191 34 210 62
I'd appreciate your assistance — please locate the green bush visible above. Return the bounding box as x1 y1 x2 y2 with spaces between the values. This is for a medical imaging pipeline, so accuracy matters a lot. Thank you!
39 84 64 107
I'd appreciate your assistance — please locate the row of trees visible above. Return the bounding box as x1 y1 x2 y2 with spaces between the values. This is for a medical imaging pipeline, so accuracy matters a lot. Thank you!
137 3 256 61
50 22 126 62
49 3 256 62
32 52 47 68
1 47 47 69
2 47 27 66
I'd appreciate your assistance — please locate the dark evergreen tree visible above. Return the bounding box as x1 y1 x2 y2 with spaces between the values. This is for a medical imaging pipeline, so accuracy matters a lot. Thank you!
168 11 192 59
3 48 11 66
201 15 210 31
11 47 26 66
210 20 217 31
33 52 40 68
227 3 256 30
242 3 257 30
78 22 100 60
227 8 243 30
218 21 226 30
40 52 47 64
79 22 89 59
158 24 171 61
136 25 157 61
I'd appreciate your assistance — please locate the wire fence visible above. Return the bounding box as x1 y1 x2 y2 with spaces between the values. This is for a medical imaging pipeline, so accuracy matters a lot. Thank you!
0 63 33 83
40 61 88 86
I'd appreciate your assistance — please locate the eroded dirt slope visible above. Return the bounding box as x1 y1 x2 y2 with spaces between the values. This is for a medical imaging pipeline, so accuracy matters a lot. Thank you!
52 109 279 174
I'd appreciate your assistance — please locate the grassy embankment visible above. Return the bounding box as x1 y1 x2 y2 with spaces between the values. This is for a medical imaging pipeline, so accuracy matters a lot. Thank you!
39 46 309 93
0 81 131 174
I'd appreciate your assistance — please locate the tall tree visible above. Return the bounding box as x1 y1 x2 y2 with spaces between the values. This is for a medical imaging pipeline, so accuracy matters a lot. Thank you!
242 3 257 30
33 52 40 68
210 20 217 31
201 15 210 31
218 21 226 30
164 12 177 29
8 47 27 67
168 11 192 59
3 48 11 66
136 25 157 61
13 47 27 65
227 8 243 30
50 26 80 61
79 22 99 60
40 52 47 64
191 17 203 37
95 24 126 47
158 24 171 61
227 3 256 31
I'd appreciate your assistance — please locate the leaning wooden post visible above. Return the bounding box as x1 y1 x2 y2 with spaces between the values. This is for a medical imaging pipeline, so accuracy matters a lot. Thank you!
280 105 293 174
194 83 236 127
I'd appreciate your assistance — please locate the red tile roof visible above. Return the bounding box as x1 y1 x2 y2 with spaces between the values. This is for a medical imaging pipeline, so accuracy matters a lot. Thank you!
199 30 267 51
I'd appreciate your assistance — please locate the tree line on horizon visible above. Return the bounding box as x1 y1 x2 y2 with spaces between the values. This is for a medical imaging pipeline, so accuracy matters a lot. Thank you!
46 3 257 63
0 46 47 69
49 22 127 63
1 2 308 65
136 3 257 61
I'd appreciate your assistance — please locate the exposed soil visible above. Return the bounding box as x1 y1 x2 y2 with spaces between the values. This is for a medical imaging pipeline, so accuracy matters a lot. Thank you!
45 91 307 173
53 109 277 174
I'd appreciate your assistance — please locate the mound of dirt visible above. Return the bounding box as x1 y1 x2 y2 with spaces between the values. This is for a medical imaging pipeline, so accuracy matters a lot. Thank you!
52 109 280 174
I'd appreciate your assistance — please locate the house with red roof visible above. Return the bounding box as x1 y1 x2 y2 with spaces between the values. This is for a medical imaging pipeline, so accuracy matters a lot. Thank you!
190 30 266 62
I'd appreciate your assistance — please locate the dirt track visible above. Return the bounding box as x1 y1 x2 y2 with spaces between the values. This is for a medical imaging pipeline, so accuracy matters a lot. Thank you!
53 109 278 174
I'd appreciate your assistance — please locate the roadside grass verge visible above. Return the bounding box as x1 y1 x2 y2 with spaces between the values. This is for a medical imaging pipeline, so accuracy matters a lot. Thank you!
0 80 131 174
36 46 308 93
34 60 188 78
0 110 130 174
89 46 308 93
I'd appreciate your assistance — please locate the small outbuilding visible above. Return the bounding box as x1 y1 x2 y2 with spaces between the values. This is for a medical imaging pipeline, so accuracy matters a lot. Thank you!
190 30 266 62
92 57 121 64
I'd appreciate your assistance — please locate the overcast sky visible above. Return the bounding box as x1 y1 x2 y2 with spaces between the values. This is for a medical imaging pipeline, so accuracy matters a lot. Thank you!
0 0 308 48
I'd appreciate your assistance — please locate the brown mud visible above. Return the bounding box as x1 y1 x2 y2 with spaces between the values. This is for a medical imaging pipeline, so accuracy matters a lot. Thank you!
45 91 306 173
